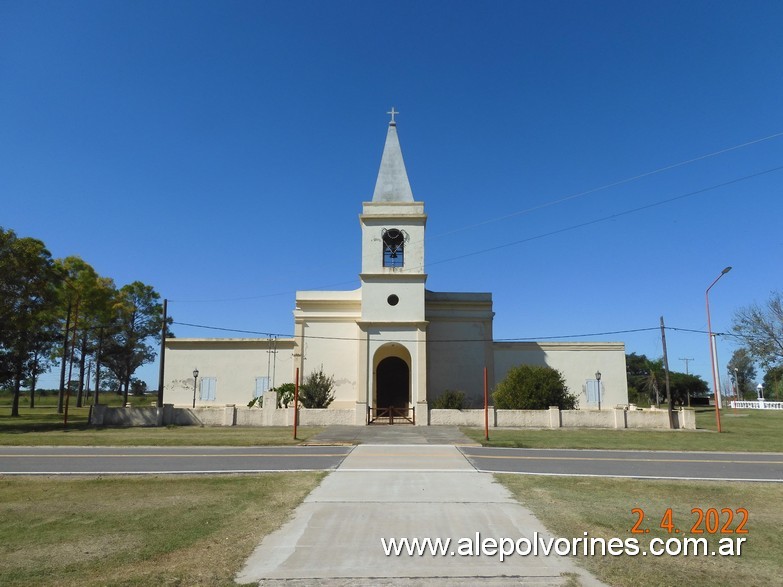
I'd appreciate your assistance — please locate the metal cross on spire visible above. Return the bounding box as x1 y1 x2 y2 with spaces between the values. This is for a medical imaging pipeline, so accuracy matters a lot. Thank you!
387 107 398 124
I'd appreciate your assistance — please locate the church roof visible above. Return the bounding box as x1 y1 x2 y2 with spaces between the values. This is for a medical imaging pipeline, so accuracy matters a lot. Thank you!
372 112 414 203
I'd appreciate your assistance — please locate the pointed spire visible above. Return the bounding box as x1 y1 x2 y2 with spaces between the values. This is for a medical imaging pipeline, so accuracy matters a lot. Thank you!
372 109 414 202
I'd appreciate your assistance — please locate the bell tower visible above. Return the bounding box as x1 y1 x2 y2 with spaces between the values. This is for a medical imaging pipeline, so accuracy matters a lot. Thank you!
357 109 428 423
359 109 427 322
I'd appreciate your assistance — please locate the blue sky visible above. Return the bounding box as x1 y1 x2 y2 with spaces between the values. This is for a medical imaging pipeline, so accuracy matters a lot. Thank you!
2 1 782 391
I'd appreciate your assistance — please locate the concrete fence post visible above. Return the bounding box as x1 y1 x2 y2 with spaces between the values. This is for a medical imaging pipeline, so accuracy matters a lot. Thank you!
613 406 626 429
548 406 561 429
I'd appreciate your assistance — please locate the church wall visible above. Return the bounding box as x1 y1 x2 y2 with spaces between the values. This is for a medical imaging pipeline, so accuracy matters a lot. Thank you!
163 339 295 407
426 319 493 408
299 320 359 410
492 342 628 408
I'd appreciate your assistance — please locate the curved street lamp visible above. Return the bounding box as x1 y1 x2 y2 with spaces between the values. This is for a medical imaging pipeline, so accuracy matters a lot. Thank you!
706 266 731 433
192 368 199 409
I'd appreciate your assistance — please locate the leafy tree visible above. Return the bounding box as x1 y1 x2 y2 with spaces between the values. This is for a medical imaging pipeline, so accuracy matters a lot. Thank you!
0 228 63 416
101 281 167 405
54 257 117 411
626 353 663 406
493 364 576 410
668 372 709 406
726 348 758 400
299 367 335 408
732 292 783 368
762 366 783 401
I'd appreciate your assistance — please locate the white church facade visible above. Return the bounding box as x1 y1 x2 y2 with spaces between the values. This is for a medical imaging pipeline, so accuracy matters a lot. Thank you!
163 115 628 424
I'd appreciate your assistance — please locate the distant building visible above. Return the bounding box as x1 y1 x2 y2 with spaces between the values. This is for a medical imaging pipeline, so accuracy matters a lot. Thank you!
164 115 628 422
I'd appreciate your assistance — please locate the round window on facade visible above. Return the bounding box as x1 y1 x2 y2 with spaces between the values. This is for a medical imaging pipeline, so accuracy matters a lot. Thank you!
387 294 399 306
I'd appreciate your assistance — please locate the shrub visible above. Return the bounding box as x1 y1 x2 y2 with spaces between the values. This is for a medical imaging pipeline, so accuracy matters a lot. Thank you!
493 364 577 410
299 367 335 409
432 389 466 410
274 383 295 408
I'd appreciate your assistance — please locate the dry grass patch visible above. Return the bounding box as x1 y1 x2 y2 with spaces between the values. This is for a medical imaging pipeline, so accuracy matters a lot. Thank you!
497 475 783 587
0 472 325 586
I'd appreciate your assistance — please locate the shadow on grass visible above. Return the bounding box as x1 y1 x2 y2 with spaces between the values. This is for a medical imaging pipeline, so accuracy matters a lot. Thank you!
0 412 91 434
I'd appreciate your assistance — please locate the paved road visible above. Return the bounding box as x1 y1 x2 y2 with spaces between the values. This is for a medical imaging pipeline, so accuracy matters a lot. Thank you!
2 445 781 481
0 446 352 475
460 447 783 482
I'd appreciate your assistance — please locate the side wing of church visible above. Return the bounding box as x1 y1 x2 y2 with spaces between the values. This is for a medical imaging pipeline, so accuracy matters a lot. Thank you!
164 115 628 422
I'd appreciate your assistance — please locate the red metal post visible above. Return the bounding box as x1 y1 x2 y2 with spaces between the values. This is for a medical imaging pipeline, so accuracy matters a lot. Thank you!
484 367 489 441
293 367 299 440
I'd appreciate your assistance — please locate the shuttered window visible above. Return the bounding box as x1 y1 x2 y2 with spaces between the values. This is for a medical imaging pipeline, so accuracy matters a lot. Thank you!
585 379 602 405
199 377 217 401
254 377 269 398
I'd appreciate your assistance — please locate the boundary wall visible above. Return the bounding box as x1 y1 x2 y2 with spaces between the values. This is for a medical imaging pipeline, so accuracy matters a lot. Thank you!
91 394 695 430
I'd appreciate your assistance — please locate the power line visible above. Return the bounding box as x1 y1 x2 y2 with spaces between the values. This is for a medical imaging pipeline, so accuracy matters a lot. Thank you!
429 130 783 239
421 164 783 269
171 320 730 344
168 133 783 304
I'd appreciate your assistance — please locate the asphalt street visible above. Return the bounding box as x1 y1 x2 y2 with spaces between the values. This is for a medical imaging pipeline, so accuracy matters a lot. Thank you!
1 445 781 481
0 446 352 474
460 447 783 482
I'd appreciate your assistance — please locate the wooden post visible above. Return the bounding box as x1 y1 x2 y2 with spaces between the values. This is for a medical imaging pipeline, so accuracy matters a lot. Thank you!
293 367 299 440
484 367 489 441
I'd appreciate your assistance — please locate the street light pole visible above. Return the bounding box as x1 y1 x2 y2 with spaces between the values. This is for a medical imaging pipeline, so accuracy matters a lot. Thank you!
595 370 602 411
706 266 731 433
192 368 199 409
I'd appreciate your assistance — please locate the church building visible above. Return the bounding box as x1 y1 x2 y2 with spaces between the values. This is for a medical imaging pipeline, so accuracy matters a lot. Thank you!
164 113 628 423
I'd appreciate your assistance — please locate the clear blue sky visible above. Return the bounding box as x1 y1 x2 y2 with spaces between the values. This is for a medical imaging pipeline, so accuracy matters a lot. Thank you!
2 1 782 391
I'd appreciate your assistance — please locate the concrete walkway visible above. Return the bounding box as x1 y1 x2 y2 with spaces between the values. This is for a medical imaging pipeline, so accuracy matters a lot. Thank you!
237 444 606 586
304 424 479 445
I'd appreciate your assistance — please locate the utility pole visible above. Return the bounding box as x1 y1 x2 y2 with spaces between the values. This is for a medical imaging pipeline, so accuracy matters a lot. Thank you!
157 298 167 408
661 316 675 429
679 357 694 375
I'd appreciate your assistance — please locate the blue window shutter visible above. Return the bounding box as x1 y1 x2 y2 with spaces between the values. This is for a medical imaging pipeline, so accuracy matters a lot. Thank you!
586 380 601 404
254 377 269 398
199 377 217 401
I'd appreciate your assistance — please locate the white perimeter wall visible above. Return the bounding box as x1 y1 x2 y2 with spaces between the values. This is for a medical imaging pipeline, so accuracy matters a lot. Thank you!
493 342 628 409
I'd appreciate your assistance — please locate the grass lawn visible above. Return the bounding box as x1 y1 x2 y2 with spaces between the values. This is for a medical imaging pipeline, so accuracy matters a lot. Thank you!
463 408 783 452
0 472 325 586
0 393 323 446
497 475 782 587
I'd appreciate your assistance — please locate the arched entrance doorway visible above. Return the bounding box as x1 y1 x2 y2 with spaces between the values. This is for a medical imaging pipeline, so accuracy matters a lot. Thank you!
376 356 410 409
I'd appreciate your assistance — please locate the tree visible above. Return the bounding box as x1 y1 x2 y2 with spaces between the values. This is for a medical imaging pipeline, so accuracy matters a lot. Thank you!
54 256 117 411
668 372 709 406
732 292 783 368
299 367 335 408
762 365 783 401
493 364 577 410
726 348 758 400
626 353 663 406
101 282 167 405
0 228 63 416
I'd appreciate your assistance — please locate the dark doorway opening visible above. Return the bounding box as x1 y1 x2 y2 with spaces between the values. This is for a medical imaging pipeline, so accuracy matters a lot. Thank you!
376 357 410 409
